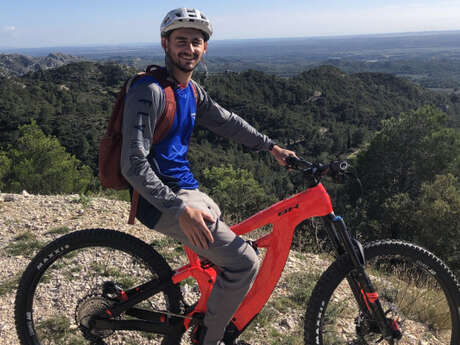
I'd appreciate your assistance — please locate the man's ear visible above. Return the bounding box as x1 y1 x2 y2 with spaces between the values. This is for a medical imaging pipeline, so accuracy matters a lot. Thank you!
161 37 167 50
203 41 208 54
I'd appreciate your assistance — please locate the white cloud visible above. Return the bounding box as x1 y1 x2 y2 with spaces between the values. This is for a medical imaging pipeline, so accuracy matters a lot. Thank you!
3 26 16 32
0 26 17 47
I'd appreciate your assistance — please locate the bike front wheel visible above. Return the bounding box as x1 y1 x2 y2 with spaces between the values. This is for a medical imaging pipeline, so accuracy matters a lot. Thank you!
304 240 460 345
15 228 185 345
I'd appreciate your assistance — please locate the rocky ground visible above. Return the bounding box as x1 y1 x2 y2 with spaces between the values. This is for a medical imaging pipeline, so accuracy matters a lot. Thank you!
0 192 151 344
0 192 451 345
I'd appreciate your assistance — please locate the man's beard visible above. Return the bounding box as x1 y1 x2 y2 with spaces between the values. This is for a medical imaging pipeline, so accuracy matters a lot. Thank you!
166 52 201 73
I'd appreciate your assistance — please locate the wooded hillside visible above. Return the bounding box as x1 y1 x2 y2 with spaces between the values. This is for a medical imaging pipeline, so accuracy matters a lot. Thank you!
0 61 459 273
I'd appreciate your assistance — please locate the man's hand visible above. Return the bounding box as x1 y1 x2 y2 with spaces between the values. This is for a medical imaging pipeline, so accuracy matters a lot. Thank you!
270 145 297 166
178 206 215 249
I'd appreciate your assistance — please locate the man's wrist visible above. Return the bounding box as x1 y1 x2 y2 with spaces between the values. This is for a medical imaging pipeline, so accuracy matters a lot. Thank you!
268 141 276 152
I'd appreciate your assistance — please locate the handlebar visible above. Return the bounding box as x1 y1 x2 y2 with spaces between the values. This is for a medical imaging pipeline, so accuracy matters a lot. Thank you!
285 156 351 185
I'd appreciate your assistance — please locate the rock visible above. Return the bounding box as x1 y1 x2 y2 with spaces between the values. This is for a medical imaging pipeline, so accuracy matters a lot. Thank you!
3 194 15 202
279 317 295 329
22 190 30 197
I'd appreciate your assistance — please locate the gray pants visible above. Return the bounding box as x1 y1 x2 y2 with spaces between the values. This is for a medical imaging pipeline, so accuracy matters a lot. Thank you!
154 189 260 345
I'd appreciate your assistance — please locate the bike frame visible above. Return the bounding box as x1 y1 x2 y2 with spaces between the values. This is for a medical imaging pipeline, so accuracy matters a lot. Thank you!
94 182 397 342
172 183 334 331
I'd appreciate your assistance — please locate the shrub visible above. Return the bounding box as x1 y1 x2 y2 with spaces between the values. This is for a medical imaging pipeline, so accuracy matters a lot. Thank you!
3 120 93 194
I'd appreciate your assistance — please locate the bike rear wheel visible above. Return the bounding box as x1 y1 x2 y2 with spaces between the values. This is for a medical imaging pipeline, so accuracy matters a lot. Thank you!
15 228 185 345
304 240 460 345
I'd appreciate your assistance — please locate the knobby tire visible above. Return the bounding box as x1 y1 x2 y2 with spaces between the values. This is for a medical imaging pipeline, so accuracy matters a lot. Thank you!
304 240 460 345
15 228 185 345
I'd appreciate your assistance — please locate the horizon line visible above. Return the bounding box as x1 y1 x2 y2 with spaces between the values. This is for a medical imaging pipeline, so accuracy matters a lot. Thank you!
1 29 460 52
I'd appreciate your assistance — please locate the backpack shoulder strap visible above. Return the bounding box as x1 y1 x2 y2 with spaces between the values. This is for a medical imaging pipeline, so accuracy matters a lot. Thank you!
145 65 177 144
190 81 198 103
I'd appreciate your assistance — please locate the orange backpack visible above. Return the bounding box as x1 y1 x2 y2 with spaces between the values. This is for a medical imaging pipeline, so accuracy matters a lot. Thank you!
98 65 196 224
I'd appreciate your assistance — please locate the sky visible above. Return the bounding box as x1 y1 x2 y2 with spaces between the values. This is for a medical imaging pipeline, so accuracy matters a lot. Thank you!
1 0 460 48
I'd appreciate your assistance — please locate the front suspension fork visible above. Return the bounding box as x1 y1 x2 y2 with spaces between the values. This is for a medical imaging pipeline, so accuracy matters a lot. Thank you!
324 213 402 341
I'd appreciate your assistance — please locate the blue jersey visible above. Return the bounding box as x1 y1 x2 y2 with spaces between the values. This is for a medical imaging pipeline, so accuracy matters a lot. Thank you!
152 81 199 189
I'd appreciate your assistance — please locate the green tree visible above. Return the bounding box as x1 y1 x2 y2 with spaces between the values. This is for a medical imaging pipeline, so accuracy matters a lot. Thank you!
354 106 460 239
372 174 460 271
0 150 11 190
414 174 460 270
201 164 274 223
4 120 93 194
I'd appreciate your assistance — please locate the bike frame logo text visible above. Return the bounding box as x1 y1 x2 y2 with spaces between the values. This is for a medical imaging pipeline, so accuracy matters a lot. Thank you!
278 204 299 217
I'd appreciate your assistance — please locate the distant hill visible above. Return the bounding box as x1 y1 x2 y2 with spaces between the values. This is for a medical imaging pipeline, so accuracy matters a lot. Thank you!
0 53 83 77
0 60 458 180
3 31 460 87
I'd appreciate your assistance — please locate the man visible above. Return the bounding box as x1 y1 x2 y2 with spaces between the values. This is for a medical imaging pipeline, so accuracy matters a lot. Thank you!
121 8 295 345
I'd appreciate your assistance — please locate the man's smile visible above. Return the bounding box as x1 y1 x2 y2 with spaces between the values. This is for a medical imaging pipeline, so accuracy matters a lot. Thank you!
179 54 198 61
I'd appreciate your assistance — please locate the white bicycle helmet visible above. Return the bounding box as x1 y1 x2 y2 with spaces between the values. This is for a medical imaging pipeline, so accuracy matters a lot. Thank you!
161 8 213 41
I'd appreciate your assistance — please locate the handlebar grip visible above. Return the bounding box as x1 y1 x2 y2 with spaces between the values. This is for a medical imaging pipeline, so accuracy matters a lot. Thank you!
285 156 313 170
285 156 299 167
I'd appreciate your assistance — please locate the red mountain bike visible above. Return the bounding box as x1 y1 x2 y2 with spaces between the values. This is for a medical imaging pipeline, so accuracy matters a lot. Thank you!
15 157 460 345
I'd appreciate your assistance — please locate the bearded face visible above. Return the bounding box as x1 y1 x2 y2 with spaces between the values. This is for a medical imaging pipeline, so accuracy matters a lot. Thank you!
162 28 208 73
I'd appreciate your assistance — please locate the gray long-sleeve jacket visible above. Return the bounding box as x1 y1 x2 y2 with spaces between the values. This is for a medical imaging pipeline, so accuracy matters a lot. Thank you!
120 74 275 221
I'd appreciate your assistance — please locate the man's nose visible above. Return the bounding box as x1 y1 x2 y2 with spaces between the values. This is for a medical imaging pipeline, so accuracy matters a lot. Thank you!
182 42 194 53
